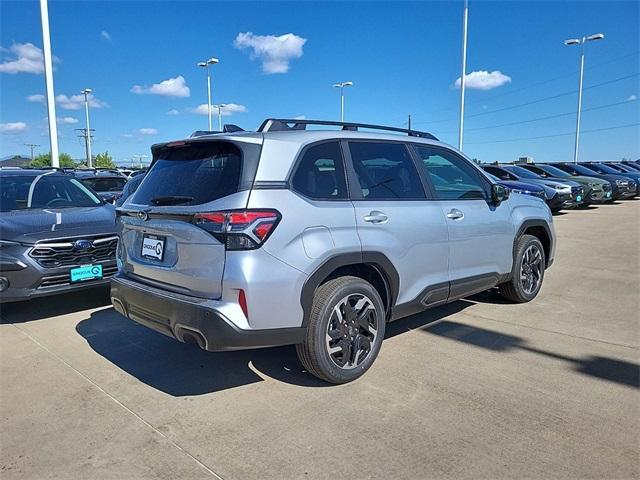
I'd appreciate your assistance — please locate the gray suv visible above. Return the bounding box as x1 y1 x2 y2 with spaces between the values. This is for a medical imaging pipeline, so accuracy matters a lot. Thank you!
111 119 556 384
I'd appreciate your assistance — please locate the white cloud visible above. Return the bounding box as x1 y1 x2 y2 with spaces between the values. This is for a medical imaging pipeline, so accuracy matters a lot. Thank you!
0 122 27 134
100 30 112 41
57 116 78 124
137 128 158 135
627 95 637 101
293 115 306 120
234 32 306 74
56 93 108 110
131 75 190 97
27 94 45 103
189 103 247 116
166 109 180 116
454 70 512 90
0 43 47 74
122 133 134 138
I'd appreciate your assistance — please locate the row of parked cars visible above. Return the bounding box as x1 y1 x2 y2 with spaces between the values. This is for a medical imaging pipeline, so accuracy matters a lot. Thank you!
0 118 637 383
482 161 639 212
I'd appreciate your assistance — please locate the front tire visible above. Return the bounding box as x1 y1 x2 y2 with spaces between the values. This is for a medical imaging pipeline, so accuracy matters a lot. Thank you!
499 234 545 303
296 276 385 384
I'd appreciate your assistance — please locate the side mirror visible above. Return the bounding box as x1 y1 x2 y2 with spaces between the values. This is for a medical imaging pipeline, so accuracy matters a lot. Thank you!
491 183 510 204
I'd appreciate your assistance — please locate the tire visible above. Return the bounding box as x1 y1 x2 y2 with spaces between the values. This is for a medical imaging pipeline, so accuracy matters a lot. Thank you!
296 276 386 384
499 234 546 303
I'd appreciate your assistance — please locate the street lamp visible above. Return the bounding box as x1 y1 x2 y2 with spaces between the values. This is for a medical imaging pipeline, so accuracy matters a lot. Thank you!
458 0 469 151
333 81 353 122
564 33 604 163
197 57 219 131
81 88 93 168
212 104 227 131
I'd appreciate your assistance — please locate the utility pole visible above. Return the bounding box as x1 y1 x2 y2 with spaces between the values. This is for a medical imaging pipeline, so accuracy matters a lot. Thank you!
76 128 95 166
81 89 93 167
25 143 40 161
132 154 148 169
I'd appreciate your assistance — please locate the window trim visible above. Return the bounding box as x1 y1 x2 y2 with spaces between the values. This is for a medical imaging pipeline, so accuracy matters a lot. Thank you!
409 144 492 202
286 139 351 202
344 139 428 201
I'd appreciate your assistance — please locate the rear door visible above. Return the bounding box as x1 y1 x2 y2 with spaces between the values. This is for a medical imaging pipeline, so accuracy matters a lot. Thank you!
346 141 450 307
117 140 259 299
412 145 514 288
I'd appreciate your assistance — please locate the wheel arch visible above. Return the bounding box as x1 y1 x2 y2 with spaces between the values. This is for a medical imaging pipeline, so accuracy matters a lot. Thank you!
516 220 552 268
300 252 400 325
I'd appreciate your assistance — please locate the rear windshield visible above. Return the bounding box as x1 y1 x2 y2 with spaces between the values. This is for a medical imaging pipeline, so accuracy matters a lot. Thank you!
82 177 126 192
133 142 243 206
0 174 102 212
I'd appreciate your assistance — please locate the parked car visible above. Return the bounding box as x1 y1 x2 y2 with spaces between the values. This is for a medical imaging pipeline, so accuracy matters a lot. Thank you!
0 169 117 302
111 118 556 384
552 163 636 200
72 170 127 204
484 172 547 201
482 164 582 212
520 163 611 204
604 162 640 174
579 163 640 195
621 161 640 171
115 171 146 207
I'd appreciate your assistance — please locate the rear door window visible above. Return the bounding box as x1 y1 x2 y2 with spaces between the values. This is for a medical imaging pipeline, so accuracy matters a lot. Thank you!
133 142 243 206
291 141 348 199
348 142 425 200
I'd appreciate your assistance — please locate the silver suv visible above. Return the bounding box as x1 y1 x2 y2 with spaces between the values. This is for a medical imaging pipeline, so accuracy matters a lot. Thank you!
111 119 555 384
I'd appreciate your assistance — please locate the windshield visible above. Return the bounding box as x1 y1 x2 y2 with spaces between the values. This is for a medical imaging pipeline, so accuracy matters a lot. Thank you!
503 165 541 179
82 177 127 192
0 174 102 212
539 165 571 177
585 163 619 174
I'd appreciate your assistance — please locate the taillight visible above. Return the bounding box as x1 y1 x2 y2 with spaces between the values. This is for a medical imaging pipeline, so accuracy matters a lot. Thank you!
193 209 280 250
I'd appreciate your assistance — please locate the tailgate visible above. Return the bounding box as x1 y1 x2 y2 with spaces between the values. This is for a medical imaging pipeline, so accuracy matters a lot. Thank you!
119 213 225 299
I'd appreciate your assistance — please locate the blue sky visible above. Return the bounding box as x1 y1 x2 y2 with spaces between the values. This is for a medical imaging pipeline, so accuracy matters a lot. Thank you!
0 0 638 165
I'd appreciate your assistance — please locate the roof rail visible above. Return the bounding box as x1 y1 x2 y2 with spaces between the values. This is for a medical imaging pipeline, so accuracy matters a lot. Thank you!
257 118 438 140
189 124 245 138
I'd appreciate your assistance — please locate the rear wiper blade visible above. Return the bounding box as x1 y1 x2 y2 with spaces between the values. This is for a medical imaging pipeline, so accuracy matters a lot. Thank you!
150 195 194 206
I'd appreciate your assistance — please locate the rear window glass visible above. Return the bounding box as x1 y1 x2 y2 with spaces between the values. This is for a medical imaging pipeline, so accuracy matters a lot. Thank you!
133 142 242 206
0 174 101 212
82 177 126 192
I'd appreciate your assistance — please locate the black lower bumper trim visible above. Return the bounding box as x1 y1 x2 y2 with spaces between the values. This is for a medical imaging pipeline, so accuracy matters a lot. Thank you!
110 274 305 351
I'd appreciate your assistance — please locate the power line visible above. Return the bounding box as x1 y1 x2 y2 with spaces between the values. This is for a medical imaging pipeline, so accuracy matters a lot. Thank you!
414 72 640 126
465 122 640 145
465 99 636 132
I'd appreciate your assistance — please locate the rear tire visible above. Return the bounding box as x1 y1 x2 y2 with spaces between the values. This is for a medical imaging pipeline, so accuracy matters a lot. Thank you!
296 276 385 384
499 234 545 303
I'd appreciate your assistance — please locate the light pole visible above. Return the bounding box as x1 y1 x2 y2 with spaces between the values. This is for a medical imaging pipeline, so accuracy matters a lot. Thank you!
458 0 469 151
39 0 59 167
212 104 227 131
25 143 40 161
333 81 353 122
197 57 219 131
81 88 93 168
564 33 604 163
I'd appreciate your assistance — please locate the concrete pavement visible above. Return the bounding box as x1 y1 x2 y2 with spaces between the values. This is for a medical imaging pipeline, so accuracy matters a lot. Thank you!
1 200 638 479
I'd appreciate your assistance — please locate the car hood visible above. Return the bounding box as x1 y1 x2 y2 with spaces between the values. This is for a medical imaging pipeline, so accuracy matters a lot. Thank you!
0 205 116 244
524 178 579 189
569 175 609 186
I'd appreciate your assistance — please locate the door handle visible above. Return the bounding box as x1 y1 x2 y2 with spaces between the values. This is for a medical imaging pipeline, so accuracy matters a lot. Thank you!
446 209 464 220
363 211 388 224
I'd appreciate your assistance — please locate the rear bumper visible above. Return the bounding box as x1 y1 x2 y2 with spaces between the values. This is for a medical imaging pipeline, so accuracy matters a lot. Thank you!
110 274 305 351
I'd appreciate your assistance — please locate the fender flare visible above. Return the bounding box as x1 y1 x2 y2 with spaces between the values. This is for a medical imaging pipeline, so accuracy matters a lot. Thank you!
299 251 400 326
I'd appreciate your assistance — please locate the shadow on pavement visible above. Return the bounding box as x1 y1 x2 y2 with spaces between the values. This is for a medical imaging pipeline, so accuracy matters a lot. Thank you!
76 307 329 396
1 286 111 324
420 320 639 389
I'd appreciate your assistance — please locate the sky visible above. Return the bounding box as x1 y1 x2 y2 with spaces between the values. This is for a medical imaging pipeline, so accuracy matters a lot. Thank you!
0 0 638 165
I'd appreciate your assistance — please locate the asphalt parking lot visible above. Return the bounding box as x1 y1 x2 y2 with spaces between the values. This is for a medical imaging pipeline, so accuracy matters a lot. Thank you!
1 200 638 480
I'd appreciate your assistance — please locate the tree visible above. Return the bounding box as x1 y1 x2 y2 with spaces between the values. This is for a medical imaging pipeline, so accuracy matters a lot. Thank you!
30 152 76 168
94 151 116 169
